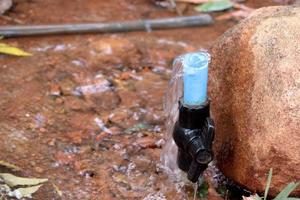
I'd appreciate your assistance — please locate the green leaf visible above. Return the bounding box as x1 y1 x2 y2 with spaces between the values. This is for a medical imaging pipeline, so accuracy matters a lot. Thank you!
8 184 43 199
264 168 273 200
0 160 21 171
0 43 32 56
0 173 48 187
274 182 299 200
286 198 300 200
195 0 233 12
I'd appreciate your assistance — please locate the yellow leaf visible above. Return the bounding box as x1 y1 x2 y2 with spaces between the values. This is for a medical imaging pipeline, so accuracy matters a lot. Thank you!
0 43 32 56
0 160 21 171
8 184 44 199
0 173 48 187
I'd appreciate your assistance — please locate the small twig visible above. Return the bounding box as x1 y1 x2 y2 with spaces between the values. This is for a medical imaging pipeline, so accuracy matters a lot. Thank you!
0 15 213 38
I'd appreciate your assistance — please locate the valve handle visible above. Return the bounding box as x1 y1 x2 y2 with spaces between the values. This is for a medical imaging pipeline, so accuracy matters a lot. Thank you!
187 160 207 183
187 118 215 182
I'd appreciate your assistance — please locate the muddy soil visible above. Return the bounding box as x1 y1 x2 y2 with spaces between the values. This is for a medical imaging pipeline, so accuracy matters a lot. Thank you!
0 0 279 199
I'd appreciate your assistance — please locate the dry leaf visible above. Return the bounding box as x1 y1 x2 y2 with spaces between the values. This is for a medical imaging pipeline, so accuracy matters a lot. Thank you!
8 184 43 199
0 43 32 56
0 160 21 171
0 173 48 187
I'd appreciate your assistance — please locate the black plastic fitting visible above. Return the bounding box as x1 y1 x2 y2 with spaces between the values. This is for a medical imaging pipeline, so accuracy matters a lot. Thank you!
173 99 215 183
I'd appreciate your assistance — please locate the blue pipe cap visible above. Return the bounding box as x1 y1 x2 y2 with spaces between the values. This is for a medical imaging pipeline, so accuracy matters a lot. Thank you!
182 51 211 106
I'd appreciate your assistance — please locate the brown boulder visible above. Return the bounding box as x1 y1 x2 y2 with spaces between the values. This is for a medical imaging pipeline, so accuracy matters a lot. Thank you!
208 6 300 196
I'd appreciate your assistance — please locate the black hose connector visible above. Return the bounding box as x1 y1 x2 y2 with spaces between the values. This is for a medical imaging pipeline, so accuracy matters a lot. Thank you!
173 99 215 182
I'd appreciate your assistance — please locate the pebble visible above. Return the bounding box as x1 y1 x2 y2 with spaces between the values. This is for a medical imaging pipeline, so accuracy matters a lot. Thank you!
49 83 62 97
136 137 158 149
35 166 44 173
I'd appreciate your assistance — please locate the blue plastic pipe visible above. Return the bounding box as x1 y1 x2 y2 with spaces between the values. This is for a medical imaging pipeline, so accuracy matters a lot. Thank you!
182 52 210 106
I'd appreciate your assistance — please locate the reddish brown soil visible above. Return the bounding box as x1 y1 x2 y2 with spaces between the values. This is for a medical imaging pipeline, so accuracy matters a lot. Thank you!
0 0 278 199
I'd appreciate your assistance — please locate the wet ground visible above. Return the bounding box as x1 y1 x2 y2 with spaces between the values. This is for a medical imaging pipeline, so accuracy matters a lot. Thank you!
0 0 281 199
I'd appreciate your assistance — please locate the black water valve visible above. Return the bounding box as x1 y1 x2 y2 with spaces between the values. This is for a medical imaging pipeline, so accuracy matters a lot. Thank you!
173 99 215 183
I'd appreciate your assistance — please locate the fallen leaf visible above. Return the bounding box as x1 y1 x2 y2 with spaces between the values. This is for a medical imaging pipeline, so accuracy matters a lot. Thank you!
195 0 233 12
0 43 32 56
8 184 43 199
0 160 21 171
0 173 48 187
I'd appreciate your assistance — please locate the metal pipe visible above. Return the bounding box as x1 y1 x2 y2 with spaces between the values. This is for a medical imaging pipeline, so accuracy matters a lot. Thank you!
0 15 213 37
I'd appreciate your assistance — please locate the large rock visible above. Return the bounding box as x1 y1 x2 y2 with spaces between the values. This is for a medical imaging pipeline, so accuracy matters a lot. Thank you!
208 6 300 196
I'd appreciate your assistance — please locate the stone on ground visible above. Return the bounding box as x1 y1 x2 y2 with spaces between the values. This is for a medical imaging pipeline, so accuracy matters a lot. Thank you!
209 6 300 196
0 0 12 15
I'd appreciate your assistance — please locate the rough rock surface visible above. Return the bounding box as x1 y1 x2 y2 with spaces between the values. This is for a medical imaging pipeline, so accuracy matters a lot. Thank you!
208 6 300 196
0 0 12 15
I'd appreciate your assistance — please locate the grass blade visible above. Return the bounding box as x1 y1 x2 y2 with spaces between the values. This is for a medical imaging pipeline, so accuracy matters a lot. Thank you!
264 168 273 200
274 182 299 200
